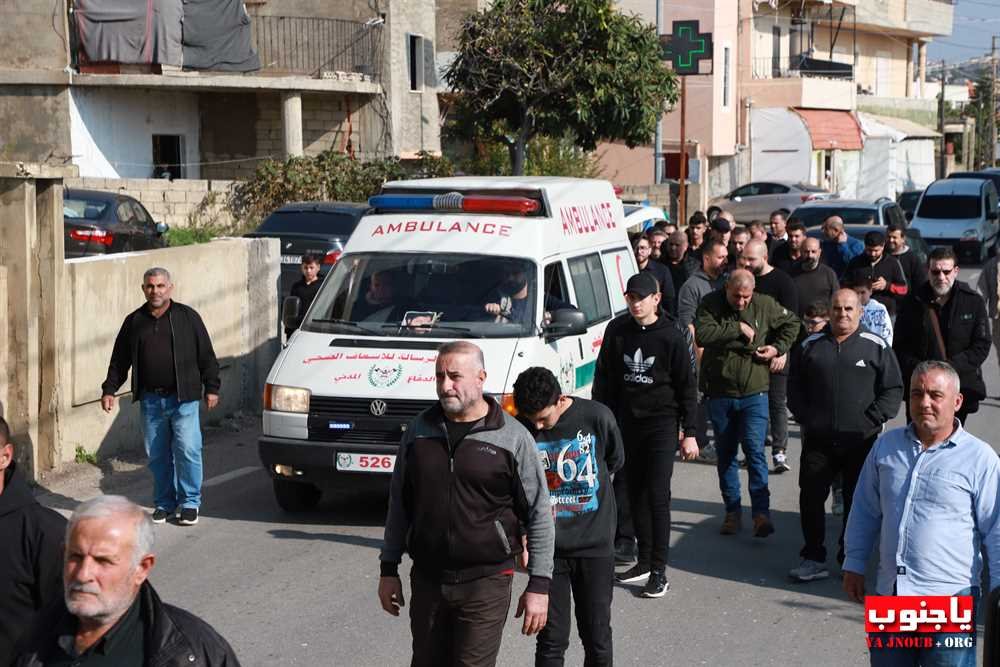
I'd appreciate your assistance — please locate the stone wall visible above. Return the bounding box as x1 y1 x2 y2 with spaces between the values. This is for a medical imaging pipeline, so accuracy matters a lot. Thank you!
65 177 239 231
0 0 68 70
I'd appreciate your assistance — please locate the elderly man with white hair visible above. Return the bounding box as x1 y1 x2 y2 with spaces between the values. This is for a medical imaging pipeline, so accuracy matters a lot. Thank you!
843 361 1000 667
12 495 240 666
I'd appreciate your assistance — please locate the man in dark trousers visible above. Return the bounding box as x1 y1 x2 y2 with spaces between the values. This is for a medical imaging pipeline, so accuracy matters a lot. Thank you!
593 272 699 599
0 418 66 665
284 253 323 338
787 289 903 582
695 270 800 538
738 240 799 474
844 230 908 319
514 367 624 667
101 267 220 527
894 247 991 424
13 495 240 666
379 342 554 667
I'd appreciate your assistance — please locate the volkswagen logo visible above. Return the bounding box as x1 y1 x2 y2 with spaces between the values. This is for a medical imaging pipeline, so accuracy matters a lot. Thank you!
370 399 387 417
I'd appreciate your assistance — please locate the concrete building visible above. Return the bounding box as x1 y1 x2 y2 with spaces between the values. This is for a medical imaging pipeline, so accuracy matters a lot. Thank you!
0 0 439 182
601 0 954 212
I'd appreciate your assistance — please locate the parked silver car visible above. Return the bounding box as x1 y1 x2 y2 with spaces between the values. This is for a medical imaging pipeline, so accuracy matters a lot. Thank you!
707 181 832 223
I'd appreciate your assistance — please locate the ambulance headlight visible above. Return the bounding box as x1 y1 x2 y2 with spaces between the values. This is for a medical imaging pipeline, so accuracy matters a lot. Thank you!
264 384 311 413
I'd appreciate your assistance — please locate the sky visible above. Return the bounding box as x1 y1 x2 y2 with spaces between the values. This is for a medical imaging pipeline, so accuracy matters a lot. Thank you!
927 0 1000 65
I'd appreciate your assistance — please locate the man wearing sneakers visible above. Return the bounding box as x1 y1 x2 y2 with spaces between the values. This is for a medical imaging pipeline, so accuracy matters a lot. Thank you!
514 367 624 665
101 268 220 526
787 289 903 582
738 239 799 475
695 270 800 539
593 272 699 598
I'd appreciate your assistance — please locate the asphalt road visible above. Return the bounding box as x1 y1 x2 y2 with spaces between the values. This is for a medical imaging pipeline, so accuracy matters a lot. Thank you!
37 266 999 666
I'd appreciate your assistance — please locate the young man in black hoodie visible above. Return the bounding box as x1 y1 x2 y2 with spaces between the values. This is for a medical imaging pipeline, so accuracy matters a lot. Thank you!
514 367 625 667
0 417 67 664
592 272 699 598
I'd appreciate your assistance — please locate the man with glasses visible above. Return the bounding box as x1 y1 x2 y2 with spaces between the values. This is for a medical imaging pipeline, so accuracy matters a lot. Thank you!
894 247 991 424
634 235 675 315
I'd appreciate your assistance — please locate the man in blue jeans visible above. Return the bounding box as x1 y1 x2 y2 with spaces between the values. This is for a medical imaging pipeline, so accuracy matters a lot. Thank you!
695 269 800 538
101 267 220 526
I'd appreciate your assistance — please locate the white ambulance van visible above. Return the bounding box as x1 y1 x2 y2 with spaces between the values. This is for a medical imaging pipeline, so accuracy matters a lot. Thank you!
259 177 638 510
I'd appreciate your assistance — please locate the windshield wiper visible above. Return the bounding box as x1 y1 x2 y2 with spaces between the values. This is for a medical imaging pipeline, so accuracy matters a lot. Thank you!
374 322 482 337
309 318 372 333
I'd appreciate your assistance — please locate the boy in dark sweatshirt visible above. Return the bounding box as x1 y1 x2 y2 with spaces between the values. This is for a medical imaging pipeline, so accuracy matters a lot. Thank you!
514 367 624 667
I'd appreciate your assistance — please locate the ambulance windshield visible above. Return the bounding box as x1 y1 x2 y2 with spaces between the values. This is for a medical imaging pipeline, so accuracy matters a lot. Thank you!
302 253 554 338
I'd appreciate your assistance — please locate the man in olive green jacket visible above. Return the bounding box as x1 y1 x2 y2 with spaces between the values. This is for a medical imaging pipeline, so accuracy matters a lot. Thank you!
695 269 800 539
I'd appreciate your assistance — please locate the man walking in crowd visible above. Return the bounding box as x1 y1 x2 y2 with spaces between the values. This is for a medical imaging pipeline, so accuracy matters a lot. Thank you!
788 289 903 583
13 495 240 666
101 267 220 527
739 240 799 474
886 221 927 290
513 367 624 665
710 214 733 249
677 239 729 335
820 216 864 276
802 301 831 336
771 220 807 274
977 251 1000 379
728 227 750 272
665 231 699 304
0 418 66 664
379 341 554 666
845 273 893 345
695 270 800 538
593 272 698 598
646 228 668 263
793 238 840 317
768 211 789 252
685 212 708 258
844 361 1000 667
634 235 675 315
894 247 990 424
844 230 908 319
284 253 323 338
747 221 768 244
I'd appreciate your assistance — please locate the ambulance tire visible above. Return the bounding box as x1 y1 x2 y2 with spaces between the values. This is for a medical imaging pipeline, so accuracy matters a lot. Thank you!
273 478 322 512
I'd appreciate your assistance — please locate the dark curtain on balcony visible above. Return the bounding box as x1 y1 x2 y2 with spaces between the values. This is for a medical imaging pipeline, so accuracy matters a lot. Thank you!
74 0 258 72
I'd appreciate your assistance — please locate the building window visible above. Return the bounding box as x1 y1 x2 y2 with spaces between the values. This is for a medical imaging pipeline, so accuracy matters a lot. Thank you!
152 135 183 180
723 47 730 107
408 34 424 91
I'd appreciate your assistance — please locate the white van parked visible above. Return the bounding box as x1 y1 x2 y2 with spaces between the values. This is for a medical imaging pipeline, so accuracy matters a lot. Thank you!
259 177 639 510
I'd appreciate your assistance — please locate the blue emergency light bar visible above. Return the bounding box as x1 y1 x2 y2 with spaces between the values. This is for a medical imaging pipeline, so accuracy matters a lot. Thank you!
369 192 541 216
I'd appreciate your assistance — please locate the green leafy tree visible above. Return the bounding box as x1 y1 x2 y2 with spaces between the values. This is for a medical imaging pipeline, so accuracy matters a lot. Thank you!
446 0 678 175
966 69 995 169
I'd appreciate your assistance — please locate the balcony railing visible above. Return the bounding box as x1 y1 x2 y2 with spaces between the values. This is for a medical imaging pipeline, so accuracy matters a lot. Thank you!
752 55 854 81
250 16 382 80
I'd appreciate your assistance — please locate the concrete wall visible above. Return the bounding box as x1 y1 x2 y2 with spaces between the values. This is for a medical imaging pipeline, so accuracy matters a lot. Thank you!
597 143 656 187
59 238 280 464
0 266 6 420
385 0 441 157
64 176 238 231
0 86 73 164
0 0 68 70
69 88 201 179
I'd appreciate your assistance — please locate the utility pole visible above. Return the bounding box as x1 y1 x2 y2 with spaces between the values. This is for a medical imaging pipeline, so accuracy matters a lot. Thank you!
938 60 947 178
679 76 687 228
992 36 998 168
654 0 663 184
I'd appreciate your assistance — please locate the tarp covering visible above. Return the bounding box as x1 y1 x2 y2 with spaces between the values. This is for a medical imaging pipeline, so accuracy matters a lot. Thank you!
858 112 937 198
181 0 260 72
74 0 257 72
792 109 864 151
750 107 812 183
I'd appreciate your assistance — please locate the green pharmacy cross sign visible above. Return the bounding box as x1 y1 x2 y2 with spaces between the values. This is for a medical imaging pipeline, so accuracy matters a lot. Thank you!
660 20 713 75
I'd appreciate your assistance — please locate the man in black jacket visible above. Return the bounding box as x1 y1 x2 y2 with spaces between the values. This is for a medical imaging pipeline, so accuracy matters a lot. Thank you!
379 341 554 667
0 418 66 665
788 289 903 582
101 268 220 527
634 234 676 315
593 272 699 599
844 230 908 319
894 247 991 424
13 495 239 666
514 367 624 666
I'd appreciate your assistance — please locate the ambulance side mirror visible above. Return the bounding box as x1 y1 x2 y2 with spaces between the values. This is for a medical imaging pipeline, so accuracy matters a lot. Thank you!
282 296 302 330
543 308 587 340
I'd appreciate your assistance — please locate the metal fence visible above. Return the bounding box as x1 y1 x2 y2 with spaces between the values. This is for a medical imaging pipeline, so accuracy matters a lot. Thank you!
751 55 854 81
250 15 382 80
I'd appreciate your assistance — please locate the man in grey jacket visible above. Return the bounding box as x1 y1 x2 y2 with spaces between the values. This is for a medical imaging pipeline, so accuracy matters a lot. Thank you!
677 238 729 333
378 341 554 667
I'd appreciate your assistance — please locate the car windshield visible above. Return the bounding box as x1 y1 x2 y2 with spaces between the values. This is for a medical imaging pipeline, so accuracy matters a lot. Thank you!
64 198 109 220
301 253 543 338
898 192 921 209
256 210 361 236
916 195 981 220
792 207 879 228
